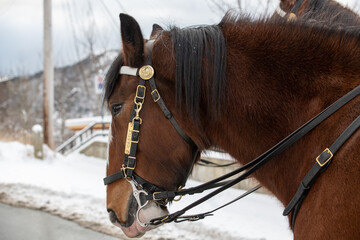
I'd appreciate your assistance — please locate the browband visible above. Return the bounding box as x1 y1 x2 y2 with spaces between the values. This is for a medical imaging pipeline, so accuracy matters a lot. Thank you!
120 66 138 76
276 5 287 18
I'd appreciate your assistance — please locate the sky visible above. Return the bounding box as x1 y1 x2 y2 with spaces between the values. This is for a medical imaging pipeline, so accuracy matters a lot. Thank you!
0 0 358 77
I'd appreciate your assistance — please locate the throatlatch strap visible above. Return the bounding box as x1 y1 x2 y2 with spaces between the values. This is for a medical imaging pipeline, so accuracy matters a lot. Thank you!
283 114 360 228
148 77 198 149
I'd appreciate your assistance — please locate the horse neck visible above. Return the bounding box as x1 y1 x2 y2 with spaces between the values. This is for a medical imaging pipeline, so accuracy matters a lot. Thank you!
202 21 360 204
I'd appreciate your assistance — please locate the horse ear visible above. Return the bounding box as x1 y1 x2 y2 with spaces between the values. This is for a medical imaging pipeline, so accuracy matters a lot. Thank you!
150 24 163 39
119 13 144 67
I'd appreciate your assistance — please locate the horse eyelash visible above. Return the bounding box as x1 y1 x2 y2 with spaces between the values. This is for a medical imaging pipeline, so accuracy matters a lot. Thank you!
111 103 124 116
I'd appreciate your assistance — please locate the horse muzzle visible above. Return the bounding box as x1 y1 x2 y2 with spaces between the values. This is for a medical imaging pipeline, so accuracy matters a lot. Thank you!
108 179 169 238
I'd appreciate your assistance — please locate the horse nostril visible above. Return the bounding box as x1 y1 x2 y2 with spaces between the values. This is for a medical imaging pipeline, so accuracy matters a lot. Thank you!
107 209 118 224
107 208 133 227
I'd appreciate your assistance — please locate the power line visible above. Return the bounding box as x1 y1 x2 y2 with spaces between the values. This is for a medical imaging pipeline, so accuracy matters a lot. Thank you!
98 0 118 30
86 1 109 51
114 0 127 13
0 0 18 18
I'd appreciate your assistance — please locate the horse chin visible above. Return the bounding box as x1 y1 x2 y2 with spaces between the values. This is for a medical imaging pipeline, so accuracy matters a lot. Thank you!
120 201 168 238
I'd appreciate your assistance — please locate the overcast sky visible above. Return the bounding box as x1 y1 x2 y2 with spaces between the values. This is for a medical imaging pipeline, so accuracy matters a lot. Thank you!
0 0 358 76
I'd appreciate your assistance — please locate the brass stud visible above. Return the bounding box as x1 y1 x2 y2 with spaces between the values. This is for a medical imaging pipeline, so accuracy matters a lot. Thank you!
139 65 154 80
287 13 297 22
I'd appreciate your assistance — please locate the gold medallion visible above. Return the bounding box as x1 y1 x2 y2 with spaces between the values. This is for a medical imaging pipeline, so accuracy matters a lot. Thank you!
139 65 154 80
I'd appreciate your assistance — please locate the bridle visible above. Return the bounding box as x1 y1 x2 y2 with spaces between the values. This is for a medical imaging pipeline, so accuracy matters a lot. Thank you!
104 39 360 228
276 0 305 21
103 40 200 227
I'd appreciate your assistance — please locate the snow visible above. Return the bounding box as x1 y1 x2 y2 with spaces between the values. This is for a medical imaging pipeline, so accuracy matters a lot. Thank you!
0 141 293 240
65 116 112 128
31 124 43 133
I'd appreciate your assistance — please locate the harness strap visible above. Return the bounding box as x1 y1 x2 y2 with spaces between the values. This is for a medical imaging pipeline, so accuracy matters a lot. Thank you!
283 114 360 227
197 158 238 167
104 171 163 193
174 184 261 223
148 76 198 150
105 37 360 226
149 85 360 225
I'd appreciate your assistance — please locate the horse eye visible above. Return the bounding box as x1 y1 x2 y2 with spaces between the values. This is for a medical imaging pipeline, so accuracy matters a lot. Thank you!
111 103 123 116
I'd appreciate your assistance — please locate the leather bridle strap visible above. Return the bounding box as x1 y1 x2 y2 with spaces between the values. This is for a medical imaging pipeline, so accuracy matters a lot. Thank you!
284 113 360 228
149 84 360 225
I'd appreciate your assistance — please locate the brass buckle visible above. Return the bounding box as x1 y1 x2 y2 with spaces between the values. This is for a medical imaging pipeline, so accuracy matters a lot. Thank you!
136 85 146 99
188 217 198 221
160 216 169 223
153 192 164 201
135 86 146 105
151 89 161 102
173 185 183 202
121 164 128 178
316 148 333 167
127 156 136 170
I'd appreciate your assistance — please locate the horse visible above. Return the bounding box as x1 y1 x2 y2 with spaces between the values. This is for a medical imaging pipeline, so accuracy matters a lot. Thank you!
273 0 360 27
103 13 360 239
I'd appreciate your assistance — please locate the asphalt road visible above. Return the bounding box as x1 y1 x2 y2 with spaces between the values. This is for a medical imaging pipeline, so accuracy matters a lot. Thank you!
0 203 119 240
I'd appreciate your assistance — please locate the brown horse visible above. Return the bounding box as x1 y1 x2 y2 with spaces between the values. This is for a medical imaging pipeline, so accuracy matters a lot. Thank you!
274 0 360 26
104 13 360 239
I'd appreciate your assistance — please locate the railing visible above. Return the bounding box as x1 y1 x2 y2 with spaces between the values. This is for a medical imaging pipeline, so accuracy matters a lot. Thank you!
56 120 110 155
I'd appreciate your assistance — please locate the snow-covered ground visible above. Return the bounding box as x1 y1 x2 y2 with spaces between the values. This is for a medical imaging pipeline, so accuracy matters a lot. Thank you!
0 141 293 240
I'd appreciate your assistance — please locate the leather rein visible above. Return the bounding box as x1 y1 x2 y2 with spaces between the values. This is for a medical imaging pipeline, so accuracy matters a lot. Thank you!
104 40 360 228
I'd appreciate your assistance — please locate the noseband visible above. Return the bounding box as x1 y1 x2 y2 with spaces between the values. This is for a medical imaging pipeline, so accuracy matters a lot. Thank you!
103 40 199 227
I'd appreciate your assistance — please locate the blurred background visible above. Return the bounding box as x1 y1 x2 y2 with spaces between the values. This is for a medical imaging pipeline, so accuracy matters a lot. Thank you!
0 0 358 147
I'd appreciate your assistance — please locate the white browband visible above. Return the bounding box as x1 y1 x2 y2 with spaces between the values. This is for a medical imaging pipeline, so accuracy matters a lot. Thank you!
276 4 287 18
120 66 138 76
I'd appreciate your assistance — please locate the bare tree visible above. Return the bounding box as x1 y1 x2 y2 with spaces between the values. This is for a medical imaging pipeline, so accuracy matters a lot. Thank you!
5 73 41 143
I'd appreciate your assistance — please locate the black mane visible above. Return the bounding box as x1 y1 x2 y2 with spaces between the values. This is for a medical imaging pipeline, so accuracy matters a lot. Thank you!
170 25 227 121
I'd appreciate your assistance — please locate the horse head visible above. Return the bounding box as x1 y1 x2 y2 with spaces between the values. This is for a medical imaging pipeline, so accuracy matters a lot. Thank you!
104 14 203 238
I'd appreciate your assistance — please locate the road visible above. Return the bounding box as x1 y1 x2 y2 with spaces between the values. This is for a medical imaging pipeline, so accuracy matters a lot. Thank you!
0 203 119 240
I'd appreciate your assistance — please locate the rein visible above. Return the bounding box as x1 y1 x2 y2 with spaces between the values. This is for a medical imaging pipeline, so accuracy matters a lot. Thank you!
104 40 360 228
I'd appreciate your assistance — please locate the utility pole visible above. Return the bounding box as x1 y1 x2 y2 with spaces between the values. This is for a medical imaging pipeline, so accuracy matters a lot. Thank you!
43 0 55 150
